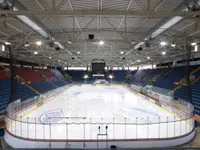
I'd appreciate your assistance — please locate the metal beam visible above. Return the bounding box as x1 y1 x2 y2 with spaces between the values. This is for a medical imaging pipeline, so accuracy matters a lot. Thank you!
113 0 132 39
3 21 23 33
0 30 11 37
75 16 97 39
147 0 150 10
128 0 166 40
135 0 146 11
154 0 166 11
68 0 85 39
97 0 102 40
1 10 200 17
69 39 129 43
56 0 67 10
50 17 71 39
34 0 45 10
52 0 56 10
104 17 126 40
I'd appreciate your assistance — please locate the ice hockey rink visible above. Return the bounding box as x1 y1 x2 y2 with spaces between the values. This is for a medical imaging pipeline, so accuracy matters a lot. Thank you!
4 84 194 148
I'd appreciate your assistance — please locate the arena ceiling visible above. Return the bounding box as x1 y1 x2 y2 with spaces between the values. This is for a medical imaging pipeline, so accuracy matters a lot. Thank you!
0 0 200 68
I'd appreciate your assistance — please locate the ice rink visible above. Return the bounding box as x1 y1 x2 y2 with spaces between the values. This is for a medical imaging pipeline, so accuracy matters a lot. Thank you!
6 85 193 143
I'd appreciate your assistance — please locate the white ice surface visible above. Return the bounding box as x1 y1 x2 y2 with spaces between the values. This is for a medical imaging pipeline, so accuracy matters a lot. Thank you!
6 85 193 141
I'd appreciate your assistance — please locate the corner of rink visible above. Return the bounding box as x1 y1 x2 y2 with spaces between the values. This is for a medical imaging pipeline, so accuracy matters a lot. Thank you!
4 127 195 149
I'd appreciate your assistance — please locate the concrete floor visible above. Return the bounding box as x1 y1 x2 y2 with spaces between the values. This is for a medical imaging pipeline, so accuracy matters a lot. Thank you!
182 128 200 148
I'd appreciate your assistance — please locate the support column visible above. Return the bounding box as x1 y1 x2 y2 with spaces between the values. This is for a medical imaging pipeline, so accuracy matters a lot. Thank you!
185 39 192 104
9 45 17 104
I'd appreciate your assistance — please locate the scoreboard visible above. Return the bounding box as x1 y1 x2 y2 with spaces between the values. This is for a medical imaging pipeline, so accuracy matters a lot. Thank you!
91 59 105 74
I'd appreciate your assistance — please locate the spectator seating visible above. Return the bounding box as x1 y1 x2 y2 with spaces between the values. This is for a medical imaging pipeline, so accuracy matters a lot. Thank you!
37 69 55 77
112 70 129 82
30 81 56 94
49 76 67 87
0 70 9 80
173 80 200 115
66 71 86 83
63 78 72 84
154 65 199 90
192 81 200 115
126 68 167 86
16 68 44 82
50 69 64 78
0 80 39 111
0 80 10 111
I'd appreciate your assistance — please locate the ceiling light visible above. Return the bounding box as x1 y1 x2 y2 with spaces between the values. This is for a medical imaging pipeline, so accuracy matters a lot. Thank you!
195 45 198 52
58 60 60 62
68 41 72 44
2 45 5 51
99 40 104 46
49 57 51 59
191 42 197 46
24 43 30 47
131 41 136 45
77 51 80 54
36 40 42 46
162 51 166 55
84 74 88 79
109 75 113 79
137 60 140 62
34 51 38 55
160 41 167 46
5 41 11 45
147 56 150 59
171 44 176 47
120 51 124 54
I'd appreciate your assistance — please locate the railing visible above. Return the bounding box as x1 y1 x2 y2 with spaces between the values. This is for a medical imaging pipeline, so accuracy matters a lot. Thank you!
144 85 173 96
5 84 195 145
6 115 194 141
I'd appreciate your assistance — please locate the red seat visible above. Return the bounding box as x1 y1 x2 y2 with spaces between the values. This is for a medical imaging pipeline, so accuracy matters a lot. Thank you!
0 70 9 80
37 69 55 77
16 68 45 82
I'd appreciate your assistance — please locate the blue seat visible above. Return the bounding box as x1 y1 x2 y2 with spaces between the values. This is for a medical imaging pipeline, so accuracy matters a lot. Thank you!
30 81 56 94
0 80 39 111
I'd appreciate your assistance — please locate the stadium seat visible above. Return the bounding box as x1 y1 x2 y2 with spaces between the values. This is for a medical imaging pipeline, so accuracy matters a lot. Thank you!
30 81 56 94
0 80 39 111
16 67 45 82
48 76 67 87
37 69 55 77
0 70 9 80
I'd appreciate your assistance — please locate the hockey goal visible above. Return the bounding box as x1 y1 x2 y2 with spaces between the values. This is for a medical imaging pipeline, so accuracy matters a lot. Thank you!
93 79 110 86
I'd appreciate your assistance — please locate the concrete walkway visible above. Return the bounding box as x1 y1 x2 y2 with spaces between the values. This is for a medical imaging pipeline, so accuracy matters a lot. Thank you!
182 127 200 148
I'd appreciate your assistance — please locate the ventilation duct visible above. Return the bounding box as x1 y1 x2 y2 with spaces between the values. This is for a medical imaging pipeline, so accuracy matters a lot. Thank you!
0 0 53 39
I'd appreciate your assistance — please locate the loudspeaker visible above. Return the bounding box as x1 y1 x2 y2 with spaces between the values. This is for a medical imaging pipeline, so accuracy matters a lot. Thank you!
89 34 94 40
55 45 60 51
138 47 143 51
49 41 54 48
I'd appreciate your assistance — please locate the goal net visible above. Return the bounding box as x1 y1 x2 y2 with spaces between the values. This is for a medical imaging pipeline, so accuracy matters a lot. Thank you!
93 79 110 86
